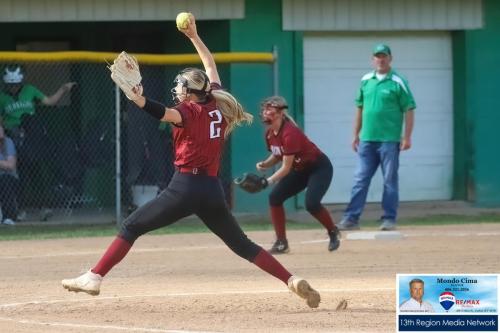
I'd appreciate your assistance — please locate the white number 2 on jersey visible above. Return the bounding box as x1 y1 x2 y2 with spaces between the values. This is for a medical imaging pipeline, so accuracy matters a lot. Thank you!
208 110 222 139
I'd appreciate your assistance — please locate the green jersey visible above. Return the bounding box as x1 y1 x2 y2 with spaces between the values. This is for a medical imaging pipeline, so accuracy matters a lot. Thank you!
0 84 46 129
355 70 416 142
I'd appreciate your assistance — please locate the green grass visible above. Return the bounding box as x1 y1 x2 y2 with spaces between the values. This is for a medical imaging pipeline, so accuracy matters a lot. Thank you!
0 219 313 241
1 213 500 241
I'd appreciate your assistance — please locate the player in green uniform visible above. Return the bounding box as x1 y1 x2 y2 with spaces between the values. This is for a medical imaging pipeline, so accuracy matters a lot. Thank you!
0 65 76 221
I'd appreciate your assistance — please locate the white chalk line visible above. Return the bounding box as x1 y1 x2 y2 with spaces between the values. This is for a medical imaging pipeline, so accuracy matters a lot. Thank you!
2 229 499 260
1 229 494 332
0 245 231 260
0 287 394 309
0 316 218 333
0 287 394 332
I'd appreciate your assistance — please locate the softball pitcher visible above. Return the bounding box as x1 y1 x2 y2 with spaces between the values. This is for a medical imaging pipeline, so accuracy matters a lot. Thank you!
62 14 320 308
256 96 340 254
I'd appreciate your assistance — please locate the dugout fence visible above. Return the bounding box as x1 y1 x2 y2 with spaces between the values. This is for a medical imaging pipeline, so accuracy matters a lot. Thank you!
0 49 278 226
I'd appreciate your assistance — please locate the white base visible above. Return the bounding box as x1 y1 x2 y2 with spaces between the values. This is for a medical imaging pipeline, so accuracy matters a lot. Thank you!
345 231 403 240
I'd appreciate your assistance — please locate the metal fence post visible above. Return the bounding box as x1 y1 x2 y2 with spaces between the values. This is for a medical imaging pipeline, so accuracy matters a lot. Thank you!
115 85 122 226
272 45 279 95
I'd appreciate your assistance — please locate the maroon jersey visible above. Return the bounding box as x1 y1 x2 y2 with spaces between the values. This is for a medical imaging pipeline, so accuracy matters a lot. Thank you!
172 83 227 176
265 120 322 171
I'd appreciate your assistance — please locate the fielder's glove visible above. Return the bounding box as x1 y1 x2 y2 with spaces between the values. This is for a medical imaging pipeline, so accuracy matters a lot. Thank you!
108 51 143 101
234 173 268 193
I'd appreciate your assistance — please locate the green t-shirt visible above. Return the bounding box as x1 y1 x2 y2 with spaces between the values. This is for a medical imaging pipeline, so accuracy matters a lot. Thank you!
355 70 416 142
0 84 46 129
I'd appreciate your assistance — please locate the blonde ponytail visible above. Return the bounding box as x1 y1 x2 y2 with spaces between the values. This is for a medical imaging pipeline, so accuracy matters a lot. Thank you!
211 89 253 137
177 68 253 137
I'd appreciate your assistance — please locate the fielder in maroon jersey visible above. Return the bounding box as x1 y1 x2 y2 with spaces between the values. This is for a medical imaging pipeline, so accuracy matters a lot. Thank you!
256 96 341 254
61 14 321 308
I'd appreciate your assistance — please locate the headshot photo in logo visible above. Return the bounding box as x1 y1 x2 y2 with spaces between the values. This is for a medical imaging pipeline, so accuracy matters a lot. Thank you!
439 291 456 311
399 278 435 312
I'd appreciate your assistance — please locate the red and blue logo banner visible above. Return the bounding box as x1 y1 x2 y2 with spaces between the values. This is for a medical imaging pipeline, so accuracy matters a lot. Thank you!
397 274 498 332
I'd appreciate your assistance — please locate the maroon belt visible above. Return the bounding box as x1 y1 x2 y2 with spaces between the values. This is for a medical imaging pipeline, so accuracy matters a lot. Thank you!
176 166 215 176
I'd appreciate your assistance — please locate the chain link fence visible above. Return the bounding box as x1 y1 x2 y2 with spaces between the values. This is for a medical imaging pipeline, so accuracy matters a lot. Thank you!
0 51 275 226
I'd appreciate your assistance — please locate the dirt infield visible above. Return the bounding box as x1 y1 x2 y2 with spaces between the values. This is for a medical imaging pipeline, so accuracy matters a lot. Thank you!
1 223 499 333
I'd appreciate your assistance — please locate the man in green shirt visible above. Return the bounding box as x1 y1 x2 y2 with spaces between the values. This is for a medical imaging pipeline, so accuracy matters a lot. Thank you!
338 44 415 231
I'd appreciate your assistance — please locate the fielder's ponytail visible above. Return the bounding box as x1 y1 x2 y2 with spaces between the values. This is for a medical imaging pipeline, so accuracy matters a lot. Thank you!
283 111 297 126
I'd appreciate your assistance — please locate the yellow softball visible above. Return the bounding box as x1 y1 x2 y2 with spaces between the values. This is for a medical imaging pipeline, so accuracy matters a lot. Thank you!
176 12 191 30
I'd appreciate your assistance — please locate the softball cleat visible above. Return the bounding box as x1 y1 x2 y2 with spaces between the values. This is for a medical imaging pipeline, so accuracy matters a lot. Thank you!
269 239 289 254
328 228 341 251
287 276 321 308
62 270 102 296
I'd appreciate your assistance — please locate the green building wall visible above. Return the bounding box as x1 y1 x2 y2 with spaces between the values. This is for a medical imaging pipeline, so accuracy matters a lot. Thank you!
457 0 500 206
229 0 303 213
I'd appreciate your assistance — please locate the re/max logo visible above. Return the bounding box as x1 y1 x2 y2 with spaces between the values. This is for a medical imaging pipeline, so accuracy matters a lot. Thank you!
455 299 480 305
